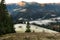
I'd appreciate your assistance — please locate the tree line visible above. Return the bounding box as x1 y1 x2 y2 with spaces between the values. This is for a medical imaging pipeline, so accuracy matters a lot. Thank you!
0 0 15 35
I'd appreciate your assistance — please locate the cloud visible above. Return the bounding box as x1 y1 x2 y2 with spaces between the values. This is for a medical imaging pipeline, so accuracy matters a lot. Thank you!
13 8 27 12
20 9 27 12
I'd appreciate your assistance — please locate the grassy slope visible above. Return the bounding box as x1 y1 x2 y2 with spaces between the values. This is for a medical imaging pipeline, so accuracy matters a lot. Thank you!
0 32 60 40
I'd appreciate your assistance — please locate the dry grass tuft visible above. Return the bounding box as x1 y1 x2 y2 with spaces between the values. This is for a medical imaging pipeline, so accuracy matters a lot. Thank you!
0 32 60 40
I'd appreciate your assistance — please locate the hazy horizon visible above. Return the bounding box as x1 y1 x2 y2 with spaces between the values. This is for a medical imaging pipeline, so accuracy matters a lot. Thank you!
0 0 60 4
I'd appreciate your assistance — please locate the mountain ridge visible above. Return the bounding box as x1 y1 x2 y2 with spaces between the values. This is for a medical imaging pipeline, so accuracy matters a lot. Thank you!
6 1 60 23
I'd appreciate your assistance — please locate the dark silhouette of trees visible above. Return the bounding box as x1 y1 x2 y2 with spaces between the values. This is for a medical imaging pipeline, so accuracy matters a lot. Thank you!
0 0 15 35
25 21 31 32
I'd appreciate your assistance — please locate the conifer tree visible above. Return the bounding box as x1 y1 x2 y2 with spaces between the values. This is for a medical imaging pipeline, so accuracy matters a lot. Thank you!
0 0 15 35
25 21 31 32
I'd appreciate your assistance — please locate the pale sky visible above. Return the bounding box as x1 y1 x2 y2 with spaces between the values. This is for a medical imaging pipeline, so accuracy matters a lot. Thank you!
1 0 60 4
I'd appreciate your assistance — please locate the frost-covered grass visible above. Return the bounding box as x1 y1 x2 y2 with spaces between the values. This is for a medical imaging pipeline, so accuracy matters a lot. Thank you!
14 24 58 33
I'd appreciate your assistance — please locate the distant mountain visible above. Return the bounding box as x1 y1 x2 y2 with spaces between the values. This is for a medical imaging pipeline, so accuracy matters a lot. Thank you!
6 1 60 23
